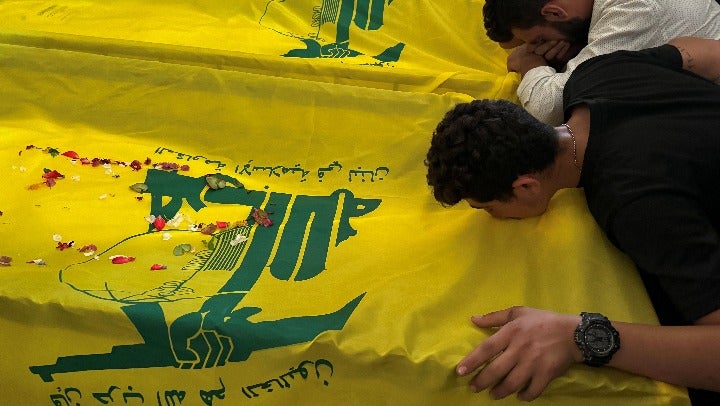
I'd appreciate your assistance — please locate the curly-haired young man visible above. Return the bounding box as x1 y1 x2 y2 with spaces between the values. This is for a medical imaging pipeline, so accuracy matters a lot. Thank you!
426 38 720 405
480 0 720 126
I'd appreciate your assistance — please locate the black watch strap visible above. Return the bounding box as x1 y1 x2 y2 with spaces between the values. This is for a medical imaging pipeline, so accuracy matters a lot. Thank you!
573 312 620 367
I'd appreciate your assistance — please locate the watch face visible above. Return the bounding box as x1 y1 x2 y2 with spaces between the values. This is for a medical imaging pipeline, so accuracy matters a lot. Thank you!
583 324 616 356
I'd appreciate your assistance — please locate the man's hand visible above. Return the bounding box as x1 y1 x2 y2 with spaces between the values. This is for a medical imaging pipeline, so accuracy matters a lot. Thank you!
456 306 583 401
507 41 572 75
531 40 571 64
507 44 550 75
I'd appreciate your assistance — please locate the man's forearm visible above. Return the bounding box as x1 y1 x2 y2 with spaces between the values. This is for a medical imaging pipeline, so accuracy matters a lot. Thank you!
611 321 720 391
669 37 720 82
517 67 567 125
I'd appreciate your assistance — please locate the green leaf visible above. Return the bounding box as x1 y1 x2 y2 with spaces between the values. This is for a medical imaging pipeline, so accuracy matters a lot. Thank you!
173 243 192 256
129 183 149 193
205 175 226 190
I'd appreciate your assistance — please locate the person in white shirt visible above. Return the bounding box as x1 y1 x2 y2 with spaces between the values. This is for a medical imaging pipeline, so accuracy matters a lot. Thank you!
482 0 720 125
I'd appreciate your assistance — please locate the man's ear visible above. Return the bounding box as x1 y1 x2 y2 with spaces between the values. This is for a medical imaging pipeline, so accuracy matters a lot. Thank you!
540 3 569 22
511 175 541 197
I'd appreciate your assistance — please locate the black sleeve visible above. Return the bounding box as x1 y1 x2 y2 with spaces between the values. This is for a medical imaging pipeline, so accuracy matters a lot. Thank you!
608 193 720 324
631 44 684 70
563 45 684 117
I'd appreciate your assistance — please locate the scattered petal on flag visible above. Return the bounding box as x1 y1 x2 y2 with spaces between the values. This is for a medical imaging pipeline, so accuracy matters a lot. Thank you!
153 216 166 231
155 162 180 171
166 212 184 227
45 148 60 157
173 244 193 256
0 256 11 266
78 245 97 256
205 174 226 190
56 241 75 250
42 169 64 179
229 234 248 247
252 207 273 227
200 223 217 235
130 183 148 193
61 151 80 159
109 255 135 264
150 263 167 271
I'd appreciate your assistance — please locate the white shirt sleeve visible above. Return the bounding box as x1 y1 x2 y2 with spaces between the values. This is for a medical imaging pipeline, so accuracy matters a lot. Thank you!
517 66 568 126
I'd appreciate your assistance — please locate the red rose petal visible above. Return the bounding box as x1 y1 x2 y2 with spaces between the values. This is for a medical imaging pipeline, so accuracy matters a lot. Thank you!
153 216 166 231
111 256 135 264
42 169 64 179
62 151 80 159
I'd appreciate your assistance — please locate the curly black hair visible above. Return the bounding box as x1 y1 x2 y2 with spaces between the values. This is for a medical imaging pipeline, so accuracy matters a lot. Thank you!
425 99 558 205
483 0 551 43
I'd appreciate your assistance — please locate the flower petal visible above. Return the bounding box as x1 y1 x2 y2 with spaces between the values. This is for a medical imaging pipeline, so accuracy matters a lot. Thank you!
109 255 135 264
130 183 149 193
153 216 166 231
61 151 80 159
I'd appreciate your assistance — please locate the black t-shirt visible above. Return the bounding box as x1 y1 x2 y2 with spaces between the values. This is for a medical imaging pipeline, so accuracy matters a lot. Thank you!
564 45 720 404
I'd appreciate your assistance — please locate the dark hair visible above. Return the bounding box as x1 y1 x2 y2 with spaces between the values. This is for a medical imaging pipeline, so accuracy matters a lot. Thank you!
425 99 558 205
483 0 551 43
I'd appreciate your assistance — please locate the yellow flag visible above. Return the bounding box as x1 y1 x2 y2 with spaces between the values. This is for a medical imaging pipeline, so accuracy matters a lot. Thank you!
0 1 687 405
